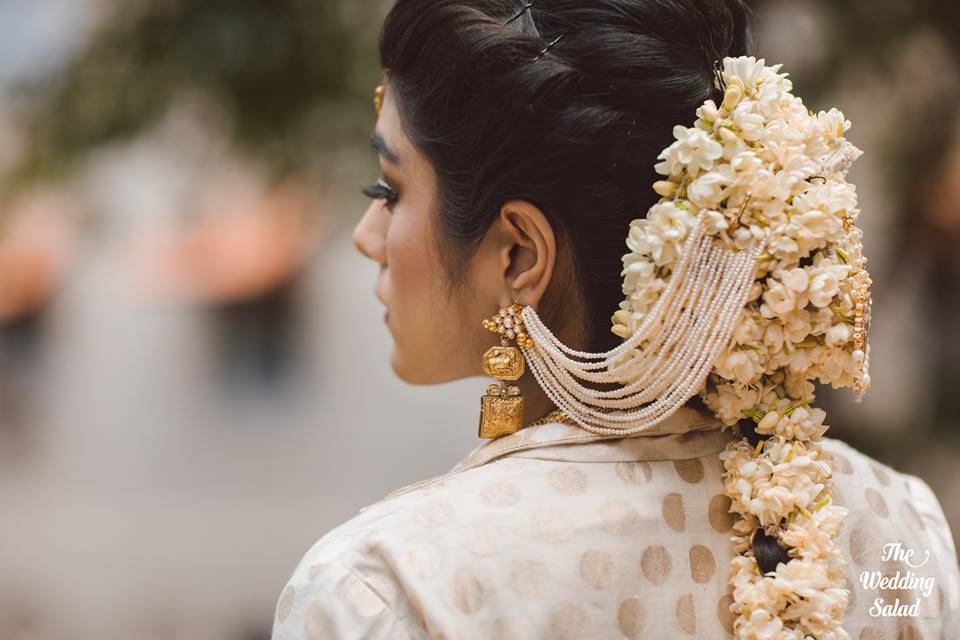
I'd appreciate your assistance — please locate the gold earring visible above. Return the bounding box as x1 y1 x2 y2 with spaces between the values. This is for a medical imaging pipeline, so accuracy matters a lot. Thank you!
478 302 533 439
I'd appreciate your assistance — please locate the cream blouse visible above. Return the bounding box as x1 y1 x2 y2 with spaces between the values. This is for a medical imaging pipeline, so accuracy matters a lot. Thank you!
270 405 960 639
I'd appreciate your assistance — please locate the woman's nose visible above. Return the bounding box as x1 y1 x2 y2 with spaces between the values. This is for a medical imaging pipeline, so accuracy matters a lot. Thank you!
352 203 388 266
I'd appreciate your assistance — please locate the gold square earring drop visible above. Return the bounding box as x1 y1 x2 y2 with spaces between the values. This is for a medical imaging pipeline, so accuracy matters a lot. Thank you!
477 303 533 439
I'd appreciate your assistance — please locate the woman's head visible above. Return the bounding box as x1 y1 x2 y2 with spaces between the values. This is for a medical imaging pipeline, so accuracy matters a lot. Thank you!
353 0 752 386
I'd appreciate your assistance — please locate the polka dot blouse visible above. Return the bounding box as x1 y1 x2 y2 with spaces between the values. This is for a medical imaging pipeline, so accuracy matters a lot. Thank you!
271 405 960 639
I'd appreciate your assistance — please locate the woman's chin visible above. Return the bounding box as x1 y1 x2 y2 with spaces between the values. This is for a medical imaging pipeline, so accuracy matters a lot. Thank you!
388 348 422 385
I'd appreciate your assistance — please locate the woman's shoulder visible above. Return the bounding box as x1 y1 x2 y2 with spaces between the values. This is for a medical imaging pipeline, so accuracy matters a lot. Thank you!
818 436 960 630
270 479 443 639
818 436 951 543
818 436 950 529
271 458 561 638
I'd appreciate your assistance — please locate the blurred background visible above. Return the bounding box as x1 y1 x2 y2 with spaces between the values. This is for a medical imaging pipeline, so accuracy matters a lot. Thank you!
0 0 957 638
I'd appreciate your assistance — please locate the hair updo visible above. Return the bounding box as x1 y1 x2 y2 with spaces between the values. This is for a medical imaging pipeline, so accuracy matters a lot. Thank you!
378 0 754 352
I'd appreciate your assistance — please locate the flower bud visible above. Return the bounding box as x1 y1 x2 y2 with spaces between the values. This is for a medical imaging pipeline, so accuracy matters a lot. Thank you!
612 309 632 325
758 411 780 433
653 180 677 197
722 84 743 111
611 323 631 339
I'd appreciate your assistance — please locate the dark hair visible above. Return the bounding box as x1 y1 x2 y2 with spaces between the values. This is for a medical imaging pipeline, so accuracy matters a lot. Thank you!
378 0 754 352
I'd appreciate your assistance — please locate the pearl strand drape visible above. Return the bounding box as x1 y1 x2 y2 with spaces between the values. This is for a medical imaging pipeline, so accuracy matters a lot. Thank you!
519 210 763 436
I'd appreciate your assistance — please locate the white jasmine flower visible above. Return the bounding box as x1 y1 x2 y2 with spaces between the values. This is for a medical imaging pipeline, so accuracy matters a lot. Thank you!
703 209 729 234
808 269 841 307
629 275 666 308
621 257 656 292
824 323 851 347
696 98 720 124
767 230 801 260
730 100 765 141
761 279 797 317
774 558 830 599
777 267 809 293
794 208 841 240
746 606 785 640
731 312 762 345
687 171 727 208
655 126 723 177
815 107 851 139
792 181 858 218
721 56 780 94
648 201 696 241
714 348 765 384
762 321 786 354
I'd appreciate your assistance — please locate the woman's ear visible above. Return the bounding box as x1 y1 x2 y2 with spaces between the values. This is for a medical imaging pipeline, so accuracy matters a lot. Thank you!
494 199 557 310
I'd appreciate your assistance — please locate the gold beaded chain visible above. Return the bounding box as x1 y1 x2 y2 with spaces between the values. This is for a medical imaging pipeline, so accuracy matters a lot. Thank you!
525 407 579 429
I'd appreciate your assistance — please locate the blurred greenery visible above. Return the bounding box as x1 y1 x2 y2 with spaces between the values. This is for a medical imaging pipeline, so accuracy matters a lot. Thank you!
751 0 960 244
9 0 386 186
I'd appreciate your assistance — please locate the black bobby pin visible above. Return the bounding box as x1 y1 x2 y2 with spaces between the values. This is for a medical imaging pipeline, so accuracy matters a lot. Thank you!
713 58 727 94
503 2 565 63
505 1 534 25
501 2 618 201
533 33 566 62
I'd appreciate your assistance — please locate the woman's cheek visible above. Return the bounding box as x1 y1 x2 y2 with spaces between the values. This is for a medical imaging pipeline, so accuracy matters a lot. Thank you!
386 215 431 324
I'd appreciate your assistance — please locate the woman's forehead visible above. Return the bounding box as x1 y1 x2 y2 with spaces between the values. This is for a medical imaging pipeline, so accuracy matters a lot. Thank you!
374 87 434 181
372 88 408 166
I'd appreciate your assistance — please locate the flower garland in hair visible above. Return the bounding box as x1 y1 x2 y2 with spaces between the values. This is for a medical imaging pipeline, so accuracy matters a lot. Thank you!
612 56 870 639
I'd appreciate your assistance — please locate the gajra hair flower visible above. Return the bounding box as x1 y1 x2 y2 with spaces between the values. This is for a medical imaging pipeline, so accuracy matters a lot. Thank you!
611 55 871 640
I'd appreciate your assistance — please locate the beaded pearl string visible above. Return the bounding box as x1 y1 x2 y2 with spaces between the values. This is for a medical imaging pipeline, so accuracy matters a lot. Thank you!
517 209 763 436
532 233 728 401
523 251 757 434
527 209 720 373
523 255 756 432
547 227 724 386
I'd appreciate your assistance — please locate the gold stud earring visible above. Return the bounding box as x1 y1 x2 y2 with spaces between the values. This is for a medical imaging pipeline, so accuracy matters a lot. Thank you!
478 303 533 439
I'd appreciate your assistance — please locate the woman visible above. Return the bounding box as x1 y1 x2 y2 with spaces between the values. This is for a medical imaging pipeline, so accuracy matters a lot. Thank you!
272 1 960 638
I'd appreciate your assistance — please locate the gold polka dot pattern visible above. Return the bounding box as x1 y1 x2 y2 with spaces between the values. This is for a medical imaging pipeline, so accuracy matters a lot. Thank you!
270 421 960 640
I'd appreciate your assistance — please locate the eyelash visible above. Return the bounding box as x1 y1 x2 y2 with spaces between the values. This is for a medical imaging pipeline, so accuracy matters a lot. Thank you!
361 178 399 207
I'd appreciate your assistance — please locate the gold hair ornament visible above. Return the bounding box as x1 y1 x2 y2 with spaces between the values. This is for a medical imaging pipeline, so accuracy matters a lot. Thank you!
374 83 385 115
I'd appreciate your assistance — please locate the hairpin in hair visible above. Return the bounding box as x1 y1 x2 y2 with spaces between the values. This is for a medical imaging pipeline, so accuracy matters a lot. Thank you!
503 1 564 62
503 0 624 205
712 58 727 93
533 33 566 62
505 1 534 25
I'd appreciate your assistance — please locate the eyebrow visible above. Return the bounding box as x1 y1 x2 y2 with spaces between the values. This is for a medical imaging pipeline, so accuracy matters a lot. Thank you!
370 131 400 165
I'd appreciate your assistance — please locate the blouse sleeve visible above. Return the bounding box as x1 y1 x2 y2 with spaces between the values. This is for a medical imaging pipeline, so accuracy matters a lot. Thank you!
907 476 959 561
271 558 417 640
905 475 960 625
